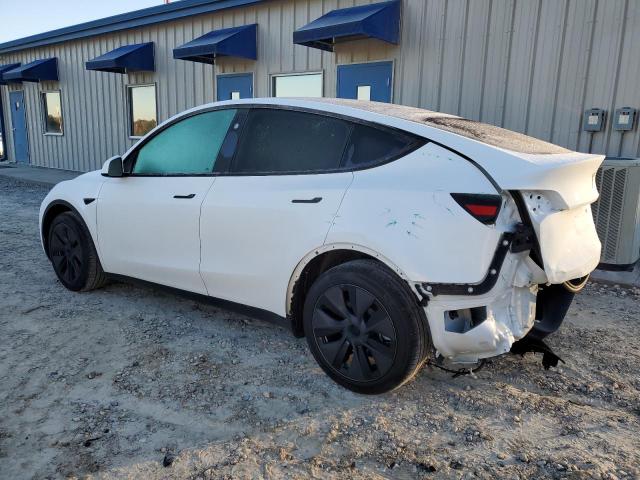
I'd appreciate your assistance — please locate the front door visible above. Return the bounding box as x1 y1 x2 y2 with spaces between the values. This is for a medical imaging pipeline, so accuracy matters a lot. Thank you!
9 91 29 163
337 61 393 103
97 108 238 295
216 73 253 101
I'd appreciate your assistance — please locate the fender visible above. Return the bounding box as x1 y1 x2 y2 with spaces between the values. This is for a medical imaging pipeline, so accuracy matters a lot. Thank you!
41 200 81 254
39 170 107 258
285 242 416 317
40 199 100 259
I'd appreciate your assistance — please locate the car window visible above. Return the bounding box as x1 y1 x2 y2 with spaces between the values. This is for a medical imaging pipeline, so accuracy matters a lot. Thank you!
232 108 351 174
343 123 421 168
133 109 237 175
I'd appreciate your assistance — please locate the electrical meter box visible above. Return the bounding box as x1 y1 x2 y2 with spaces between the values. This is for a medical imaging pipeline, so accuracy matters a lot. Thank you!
583 108 606 132
613 107 637 131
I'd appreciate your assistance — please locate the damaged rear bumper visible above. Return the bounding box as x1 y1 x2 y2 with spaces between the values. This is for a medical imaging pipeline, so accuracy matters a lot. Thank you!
423 286 537 362
414 227 543 362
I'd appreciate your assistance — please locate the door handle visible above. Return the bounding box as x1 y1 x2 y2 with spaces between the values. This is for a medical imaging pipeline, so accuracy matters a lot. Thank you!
173 193 196 199
291 197 322 204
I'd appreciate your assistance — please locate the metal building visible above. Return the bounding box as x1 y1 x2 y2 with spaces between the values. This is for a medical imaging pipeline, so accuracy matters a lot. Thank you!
0 0 638 172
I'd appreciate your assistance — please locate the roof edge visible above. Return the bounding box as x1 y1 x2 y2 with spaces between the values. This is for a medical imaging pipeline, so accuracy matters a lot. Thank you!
0 0 264 55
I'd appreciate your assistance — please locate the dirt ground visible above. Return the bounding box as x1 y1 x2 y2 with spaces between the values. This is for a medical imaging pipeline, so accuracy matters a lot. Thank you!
0 175 639 480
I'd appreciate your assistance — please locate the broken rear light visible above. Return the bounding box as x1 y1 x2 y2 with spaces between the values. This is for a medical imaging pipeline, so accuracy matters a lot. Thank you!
451 193 502 225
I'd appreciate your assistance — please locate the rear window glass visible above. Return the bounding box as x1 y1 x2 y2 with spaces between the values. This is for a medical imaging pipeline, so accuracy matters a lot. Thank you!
302 98 570 155
232 108 351 174
343 124 420 168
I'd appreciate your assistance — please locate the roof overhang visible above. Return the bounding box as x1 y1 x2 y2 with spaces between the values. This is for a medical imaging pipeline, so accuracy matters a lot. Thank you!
293 0 401 52
86 42 155 73
0 0 265 55
0 63 20 85
2 58 58 83
173 23 257 64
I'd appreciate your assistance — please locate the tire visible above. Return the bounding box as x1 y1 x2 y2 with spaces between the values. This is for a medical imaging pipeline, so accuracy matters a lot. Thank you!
303 259 431 394
47 211 107 292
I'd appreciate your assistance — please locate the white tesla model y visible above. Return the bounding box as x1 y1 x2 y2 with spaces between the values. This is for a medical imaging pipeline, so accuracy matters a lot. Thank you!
40 98 603 393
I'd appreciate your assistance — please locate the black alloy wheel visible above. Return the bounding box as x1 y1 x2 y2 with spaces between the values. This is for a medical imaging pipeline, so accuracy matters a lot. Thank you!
49 221 84 286
303 259 430 394
311 284 397 382
47 211 107 292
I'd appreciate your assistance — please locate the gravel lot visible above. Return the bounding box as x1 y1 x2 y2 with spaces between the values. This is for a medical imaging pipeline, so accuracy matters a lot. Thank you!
0 175 639 480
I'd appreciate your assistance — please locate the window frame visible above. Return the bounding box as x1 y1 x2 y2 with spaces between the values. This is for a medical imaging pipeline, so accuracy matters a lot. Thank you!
122 104 426 178
41 90 64 136
225 105 427 177
270 71 324 98
127 83 158 140
125 106 242 177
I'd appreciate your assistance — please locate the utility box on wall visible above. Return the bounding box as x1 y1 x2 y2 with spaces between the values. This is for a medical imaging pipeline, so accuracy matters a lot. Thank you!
592 158 640 270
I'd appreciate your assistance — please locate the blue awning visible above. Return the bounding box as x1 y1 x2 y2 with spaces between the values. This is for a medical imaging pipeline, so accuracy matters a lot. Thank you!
0 63 20 85
2 58 58 83
173 23 257 64
293 0 400 52
86 42 154 74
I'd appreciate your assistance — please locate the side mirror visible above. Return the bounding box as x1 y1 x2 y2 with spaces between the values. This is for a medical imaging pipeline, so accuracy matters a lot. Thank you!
101 156 124 177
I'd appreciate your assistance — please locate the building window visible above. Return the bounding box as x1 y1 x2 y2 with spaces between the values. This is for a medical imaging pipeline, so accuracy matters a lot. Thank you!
42 91 63 135
272 72 323 98
128 84 157 138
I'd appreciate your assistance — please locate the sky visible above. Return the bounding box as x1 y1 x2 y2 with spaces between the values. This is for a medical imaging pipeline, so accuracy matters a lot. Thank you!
0 0 162 43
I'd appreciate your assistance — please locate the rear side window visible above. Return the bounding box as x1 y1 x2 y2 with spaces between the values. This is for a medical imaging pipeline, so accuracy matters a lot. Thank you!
133 109 237 175
343 123 421 168
232 109 351 174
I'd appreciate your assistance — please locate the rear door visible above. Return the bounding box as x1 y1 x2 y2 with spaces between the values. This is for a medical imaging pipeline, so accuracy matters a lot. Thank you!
199 107 353 315
97 108 237 294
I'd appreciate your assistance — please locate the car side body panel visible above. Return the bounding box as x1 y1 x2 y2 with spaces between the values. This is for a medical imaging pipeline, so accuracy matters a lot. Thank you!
97 176 216 295
325 142 501 285
199 172 354 316
39 171 107 256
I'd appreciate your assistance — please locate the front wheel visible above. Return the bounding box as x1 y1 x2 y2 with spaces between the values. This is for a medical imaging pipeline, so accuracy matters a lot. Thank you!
48 211 107 292
303 259 431 394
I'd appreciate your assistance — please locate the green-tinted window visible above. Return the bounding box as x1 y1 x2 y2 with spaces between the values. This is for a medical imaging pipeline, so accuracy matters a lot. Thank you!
133 109 237 175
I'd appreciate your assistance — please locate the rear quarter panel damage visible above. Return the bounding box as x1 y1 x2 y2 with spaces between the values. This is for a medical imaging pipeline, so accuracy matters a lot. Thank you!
325 142 502 285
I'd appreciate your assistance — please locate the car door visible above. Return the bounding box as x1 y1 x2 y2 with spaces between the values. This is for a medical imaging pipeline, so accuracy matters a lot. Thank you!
199 107 354 315
97 108 238 294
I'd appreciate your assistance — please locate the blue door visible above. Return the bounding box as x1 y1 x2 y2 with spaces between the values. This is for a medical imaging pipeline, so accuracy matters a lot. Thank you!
9 91 29 164
216 73 253 101
337 61 393 103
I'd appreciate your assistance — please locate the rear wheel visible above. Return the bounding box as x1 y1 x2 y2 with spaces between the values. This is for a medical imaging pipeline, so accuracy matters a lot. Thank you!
303 259 430 394
48 211 107 292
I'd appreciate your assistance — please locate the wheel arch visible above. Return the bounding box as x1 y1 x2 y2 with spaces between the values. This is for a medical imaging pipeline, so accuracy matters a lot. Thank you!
41 200 85 258
286 243 419 337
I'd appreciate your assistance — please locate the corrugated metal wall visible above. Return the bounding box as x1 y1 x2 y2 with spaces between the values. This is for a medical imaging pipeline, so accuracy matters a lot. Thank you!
0 0 638 171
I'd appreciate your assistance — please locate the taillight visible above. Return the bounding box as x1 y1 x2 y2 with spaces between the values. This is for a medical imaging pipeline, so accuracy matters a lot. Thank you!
450 193 502 225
